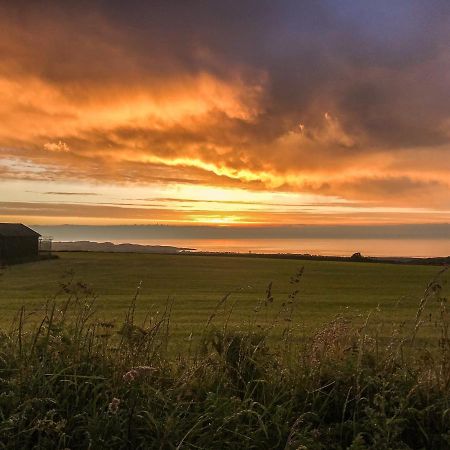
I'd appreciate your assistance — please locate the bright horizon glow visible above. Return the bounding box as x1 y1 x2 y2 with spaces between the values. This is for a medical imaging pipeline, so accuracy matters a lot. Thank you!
1 179 449 227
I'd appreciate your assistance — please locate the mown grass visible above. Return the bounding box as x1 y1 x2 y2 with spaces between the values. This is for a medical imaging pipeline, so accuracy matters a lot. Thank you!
0 264 449 449
0 252 447 340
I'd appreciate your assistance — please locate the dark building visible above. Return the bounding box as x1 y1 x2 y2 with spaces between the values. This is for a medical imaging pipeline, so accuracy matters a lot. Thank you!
0 223 41 262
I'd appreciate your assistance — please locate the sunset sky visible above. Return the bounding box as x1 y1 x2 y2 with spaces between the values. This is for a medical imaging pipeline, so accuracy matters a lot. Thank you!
0 1 449 231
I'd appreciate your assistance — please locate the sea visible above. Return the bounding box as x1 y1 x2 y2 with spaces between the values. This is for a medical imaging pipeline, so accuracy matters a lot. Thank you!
127 238 449 258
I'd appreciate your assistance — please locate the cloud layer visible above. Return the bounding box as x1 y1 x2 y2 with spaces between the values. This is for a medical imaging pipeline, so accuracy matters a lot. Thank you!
0 0 449 224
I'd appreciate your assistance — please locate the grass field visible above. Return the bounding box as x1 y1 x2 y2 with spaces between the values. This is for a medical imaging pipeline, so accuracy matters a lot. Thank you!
0 252 447 340
1 252 449 448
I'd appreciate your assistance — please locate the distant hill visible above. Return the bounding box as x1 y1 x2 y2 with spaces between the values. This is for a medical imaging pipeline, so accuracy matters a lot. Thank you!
52 241 194 254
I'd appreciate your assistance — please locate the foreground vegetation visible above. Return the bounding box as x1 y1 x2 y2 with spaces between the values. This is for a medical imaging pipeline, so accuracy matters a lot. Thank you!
0 265 449 449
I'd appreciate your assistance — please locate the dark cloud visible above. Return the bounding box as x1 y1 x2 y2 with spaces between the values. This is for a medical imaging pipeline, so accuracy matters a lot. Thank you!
32 223 450 241
3 1 450 142
41 192 99 196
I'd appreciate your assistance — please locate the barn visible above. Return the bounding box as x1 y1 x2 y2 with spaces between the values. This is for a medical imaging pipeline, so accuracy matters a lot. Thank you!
0 223 41 262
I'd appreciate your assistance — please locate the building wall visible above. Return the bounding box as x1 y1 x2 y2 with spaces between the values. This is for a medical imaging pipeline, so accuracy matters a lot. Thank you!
0 236 39 261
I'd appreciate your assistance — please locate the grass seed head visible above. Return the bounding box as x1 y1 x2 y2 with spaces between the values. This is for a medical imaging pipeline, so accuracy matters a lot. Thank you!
108 397 121 414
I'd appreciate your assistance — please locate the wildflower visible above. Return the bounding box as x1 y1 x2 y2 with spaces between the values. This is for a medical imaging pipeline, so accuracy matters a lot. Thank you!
108 397 120 414
122 366 155 383
122 369 138 383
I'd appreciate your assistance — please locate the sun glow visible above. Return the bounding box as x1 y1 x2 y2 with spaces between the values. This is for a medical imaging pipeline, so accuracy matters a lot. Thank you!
191 215 246 225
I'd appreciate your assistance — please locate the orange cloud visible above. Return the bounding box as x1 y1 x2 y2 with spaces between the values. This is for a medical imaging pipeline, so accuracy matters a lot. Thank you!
0 2 449 226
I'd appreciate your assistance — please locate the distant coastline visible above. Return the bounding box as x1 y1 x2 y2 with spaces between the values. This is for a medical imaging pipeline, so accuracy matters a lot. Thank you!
178 251 450 266
52 241 194 254
52 241 449 266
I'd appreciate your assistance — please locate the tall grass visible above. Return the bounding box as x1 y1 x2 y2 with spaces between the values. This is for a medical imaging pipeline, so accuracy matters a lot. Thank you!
0 267 449 449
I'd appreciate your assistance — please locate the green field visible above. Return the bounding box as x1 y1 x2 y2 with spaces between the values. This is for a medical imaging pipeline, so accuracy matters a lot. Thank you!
1 252 450 448
0 252 447 340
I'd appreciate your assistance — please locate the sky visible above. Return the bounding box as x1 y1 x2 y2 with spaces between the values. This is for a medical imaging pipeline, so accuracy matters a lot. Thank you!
0 0 449 232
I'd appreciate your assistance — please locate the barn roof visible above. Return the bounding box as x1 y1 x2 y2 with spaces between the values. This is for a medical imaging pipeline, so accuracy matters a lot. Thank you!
0 223 41 237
